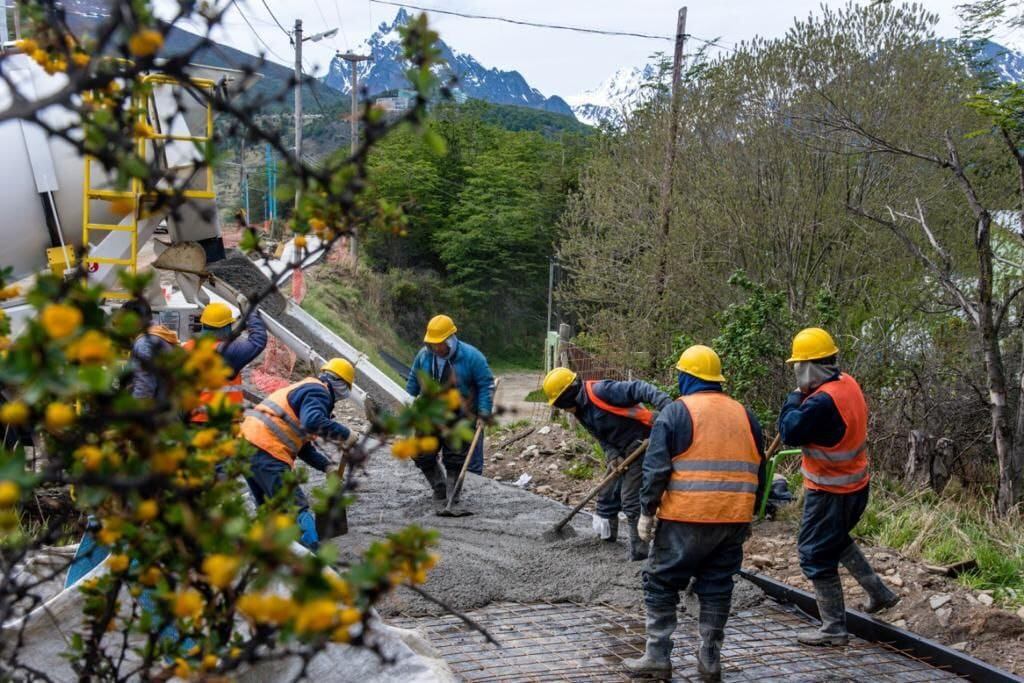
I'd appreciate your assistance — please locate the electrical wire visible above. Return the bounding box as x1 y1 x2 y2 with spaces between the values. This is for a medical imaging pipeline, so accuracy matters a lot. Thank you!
261 0 292 40
236 4 290 63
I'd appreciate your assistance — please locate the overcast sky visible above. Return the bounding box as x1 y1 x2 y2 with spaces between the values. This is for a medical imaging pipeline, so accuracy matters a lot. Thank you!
195 0 1022 98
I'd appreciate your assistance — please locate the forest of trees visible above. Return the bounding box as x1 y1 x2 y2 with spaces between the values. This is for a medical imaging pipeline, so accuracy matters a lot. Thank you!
558 3 1024 511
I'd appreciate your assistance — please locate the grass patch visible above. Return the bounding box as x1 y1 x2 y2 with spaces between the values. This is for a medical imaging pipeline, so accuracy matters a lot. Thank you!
524 388 547 403
565 460 595 480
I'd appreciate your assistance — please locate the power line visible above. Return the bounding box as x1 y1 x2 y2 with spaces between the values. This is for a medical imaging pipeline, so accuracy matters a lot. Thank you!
368 0 735 51
236 5 290 63
261 0 292 39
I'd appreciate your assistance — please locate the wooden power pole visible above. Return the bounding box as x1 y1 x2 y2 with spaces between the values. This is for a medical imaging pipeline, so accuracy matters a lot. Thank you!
338 51 372 260
654 7 687 301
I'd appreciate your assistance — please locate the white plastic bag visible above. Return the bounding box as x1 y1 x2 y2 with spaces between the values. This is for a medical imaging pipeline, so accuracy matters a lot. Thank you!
592 514 612 539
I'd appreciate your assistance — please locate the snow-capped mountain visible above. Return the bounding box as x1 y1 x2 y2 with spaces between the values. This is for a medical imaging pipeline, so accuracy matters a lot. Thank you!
973 40 1024 82
324 9 573 117
565 63 666 126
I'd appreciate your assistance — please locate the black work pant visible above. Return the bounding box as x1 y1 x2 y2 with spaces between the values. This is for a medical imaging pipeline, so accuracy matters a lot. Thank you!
245 449 318 549
643 520 749 611
797 483 870 580
413 435 483 477
595 452 642 521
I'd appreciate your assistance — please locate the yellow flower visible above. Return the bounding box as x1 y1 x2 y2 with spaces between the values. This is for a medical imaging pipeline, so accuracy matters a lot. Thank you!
201 654 219 671
423 552 440 570
237 593 296 626
0 509 18 531
128 29 163 58
30 48 48 65
338 607 361 626
74 445 104 471
16 38 38 54
0 481 20 508
246 522 265 543
72 52 90 68
272 514 293 531
151 446 184 475
66 330 114 365
323 571 352 602
294 235 307 249
294 599 338 634
0 401 29 426
106 554 130 573
444 389 462 411
0 285 21 300
139 566 161 586
45 402 75 432
216 440 238 459
184 338 231 389
331 625 352 643
97 517 123 546
136 499 158 522
40 303 83 340
173 658 191 679
44 58 67 75
172 588 205 621
309 218 326 232
417 436 439 454
411 568 428 584
191 428 218 449
133 120 155 138
391 438 420 460
202 554 240 590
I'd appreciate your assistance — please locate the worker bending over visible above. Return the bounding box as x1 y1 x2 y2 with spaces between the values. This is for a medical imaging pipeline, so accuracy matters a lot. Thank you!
240 358 358 550
406 315 494 504
779 328 898 647
543 367 671 560
626 345 765 681
183 298 267 423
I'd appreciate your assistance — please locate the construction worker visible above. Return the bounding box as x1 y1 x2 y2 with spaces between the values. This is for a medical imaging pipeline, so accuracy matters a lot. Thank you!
121 299 180 402
183 297 267 422
626 345 765 681
406 314 494 503
542 367 671 560
779 327 898 647
239 358 359 550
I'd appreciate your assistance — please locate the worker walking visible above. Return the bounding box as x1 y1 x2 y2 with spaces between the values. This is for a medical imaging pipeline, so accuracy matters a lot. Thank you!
406 315 494 504
625 345 765 681
542 367 671 560
779 328 898 647
239 358 359 551
183 298 267 422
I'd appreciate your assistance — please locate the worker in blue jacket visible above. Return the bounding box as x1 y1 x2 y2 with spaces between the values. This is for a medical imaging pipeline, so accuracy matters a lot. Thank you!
121 299 181 402
406 314 494 504
543 367 671 560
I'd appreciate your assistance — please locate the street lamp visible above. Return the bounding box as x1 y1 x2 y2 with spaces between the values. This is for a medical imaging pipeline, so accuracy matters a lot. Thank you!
293 21 338 212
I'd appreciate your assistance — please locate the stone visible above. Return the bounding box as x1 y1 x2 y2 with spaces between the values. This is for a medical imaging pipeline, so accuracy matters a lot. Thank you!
536 485 553 495
892 619 908 629
874 553 893 563
547 463 558 471
966 594 979 605
936 607 952 627
493 452 504 461
1015 606 1024 620
885 567 897 575
929 594 952 610
748 555 772 569
977 593 994 607
538 425 552 435
889 575 904 588
951 642 968 651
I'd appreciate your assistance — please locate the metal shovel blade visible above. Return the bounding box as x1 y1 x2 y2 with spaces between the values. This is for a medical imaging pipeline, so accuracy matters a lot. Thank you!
153 241 209 277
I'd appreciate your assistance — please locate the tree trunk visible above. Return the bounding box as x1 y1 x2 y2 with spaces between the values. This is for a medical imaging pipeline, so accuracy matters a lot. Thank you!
905 430 953 494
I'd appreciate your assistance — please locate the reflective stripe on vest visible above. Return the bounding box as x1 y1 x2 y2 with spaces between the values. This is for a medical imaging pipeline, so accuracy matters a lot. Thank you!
583 381 655 427
657 392 761 524
800 373 870 494
239 378 324 466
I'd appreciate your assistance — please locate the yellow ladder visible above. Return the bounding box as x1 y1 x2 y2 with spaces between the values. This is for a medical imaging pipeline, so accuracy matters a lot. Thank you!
81 74 217 300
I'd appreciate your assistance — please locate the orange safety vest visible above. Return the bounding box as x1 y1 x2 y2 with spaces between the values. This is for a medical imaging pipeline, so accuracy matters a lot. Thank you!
800 373 870 494
182 338 244 423
239 378 325 467
658 392 761 524
584 380 655 427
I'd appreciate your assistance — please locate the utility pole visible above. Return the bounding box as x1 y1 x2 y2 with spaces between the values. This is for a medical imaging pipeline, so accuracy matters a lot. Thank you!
293 19 303 213
338 51 372 261
546 258 555 334
654 7 687 302
238 138 249 221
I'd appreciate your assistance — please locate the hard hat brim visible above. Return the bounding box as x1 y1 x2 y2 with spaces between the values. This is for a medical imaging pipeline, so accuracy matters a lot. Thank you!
546 371 578 405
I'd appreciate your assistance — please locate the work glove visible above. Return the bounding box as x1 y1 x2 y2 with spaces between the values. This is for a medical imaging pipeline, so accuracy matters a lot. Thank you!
638 513 656 542
343 431 359 449
236 293 249 312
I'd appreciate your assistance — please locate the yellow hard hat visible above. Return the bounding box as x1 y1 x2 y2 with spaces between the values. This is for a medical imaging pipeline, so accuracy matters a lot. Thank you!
321 357 356 385
676 345 725 382
787 327 839 363
543 367 578 405
424 314 457 344
200 302 236 328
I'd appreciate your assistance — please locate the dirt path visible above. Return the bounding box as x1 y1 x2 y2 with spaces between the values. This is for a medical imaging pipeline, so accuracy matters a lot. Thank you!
494 371 543 425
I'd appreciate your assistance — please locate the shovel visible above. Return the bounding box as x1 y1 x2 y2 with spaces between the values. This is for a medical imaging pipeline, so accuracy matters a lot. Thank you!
315 446 351 540
543 438 649 541
437 378 501 517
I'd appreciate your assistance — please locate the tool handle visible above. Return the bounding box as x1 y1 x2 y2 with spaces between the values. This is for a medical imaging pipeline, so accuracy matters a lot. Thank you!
552 438 649 533
443 378 501 511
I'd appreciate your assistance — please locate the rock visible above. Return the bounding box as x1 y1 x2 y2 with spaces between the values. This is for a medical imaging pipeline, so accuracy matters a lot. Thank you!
966 594 979 605
929 594 952 610
889 574 904 588
522 445 539 460
874 553 893 563
493 452 504 461
536 485 553 495
1016 606 1024 620
538 425 551 435
885 567 897 575
748 554 772 569
1007 588 1018 600
936 607 952 627
547 463 558 471
978 593 994 607
951 642 968 651
892 619 908 629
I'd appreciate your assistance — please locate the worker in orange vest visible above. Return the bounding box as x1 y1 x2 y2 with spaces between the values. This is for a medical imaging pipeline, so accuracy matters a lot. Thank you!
779 328 898 647
239 358 359 550
542 367 671 560
625 345 765 681
183 297 267 422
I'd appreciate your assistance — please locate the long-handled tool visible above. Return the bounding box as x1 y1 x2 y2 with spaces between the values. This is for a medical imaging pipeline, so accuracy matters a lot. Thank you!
438 378 501 517
757 434 802 520
543 438 649 540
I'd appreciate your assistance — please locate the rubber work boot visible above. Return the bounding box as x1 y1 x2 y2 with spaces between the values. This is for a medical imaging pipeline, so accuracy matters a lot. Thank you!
422 464 447 501
696 598 729 682
623 603 675 677
604 515 619 543
627 517 649 561
445 469 463 505
798 576 850 646
840 543 900 613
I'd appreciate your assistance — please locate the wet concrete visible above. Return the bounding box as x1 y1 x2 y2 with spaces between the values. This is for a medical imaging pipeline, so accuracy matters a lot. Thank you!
207 250 288 316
